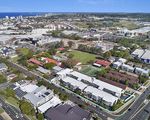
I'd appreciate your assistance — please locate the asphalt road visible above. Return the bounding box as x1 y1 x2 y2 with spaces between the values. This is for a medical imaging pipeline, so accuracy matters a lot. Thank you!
0 98 27 120
120 86 150 120
0 82 11 90
131 102 150 120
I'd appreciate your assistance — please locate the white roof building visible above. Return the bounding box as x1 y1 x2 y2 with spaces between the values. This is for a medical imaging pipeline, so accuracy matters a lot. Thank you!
38 96 62 113
132 49 145 58
121 64 135 72
132 49 150 64
93 79 123 97
61 77 88 91
70 71 94 83
118 58 127 63
36 67 51 74
84 86 118 106
135 67 149 76
20 84 38 93
112 61 122 69
24 86 53 107
57 68 73 79
141 50 150 60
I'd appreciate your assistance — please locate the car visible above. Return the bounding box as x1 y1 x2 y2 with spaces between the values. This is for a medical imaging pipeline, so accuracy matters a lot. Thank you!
128 108 131 111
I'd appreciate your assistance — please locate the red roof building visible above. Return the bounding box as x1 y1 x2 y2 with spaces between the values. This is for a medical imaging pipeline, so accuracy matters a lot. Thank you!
58 47 65 51
28 58 43 66
94 60 111 68
44 58 59 65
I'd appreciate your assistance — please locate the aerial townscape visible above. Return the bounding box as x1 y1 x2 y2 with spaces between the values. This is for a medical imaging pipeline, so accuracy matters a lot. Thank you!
0 1 150 120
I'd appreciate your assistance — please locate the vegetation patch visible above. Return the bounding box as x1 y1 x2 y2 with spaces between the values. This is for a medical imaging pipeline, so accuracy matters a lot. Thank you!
69 50 96 64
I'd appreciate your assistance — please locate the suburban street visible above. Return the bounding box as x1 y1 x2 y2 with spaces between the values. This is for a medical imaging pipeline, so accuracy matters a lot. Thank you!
0 98 27 120
119 86 150 120
131 102 150 120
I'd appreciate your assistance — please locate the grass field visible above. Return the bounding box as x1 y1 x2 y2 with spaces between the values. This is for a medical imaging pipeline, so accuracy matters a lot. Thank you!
80 65 100 77
19 48 30 56
6 97 20 108
0 108 4 114
69 50 96 64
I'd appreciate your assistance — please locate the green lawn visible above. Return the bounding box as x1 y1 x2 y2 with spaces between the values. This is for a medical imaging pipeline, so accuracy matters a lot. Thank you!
6 97 20 108
0 108 4 114
19 48 30 56
80 65 100 77
69 50 96 64
26 115 36 120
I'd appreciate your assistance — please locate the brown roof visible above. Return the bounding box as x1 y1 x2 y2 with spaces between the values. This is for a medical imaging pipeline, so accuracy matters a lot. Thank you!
98 76 127 90
105 71 139 85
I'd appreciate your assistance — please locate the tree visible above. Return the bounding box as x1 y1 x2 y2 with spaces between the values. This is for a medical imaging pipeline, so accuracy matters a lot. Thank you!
62 59 78 68
103 51 112 58
139 76 148 84
68 41 74 48
125 80 129 85
37 113 44 120
99 68 107 76
68 53 74 59
0 74 7 84
59 93 69 101
44 63 55 70
49 48 57 55
19 100 35 115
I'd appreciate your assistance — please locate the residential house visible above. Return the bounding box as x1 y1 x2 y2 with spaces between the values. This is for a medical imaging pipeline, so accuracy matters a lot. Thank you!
24 86 53 107
0 63 8 72
45 104 91 120
93 60 111 68
135 67 149 77
84 86 118 106
121 64 135 73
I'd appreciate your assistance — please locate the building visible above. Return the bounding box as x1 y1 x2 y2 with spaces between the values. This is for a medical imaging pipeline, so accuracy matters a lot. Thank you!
36 67 51 74
112 58 127 69
45 104 91 120
121 64 135 73
0 63 8 72
132 49 150 64
93 60 111 68
52 66 63 73
24 86 53 107
60 76 88 91
42 57 61 66
140 50 150 64
118 27 150 37
112 61 122 69
38 96 62 113
57 69 124 106
28 58 43 66
84 86 118 106
118 58 127 64
135 67 149 77
10 80 38 99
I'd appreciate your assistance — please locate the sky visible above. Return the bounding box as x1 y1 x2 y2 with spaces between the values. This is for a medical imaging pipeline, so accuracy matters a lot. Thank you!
0 0 150 13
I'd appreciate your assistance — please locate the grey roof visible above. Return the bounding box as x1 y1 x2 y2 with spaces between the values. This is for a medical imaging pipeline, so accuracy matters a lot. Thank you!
0 63 7 69
10 84 17 89
24 86 53 106
15 88 27 98
45 104 91 120
53 66 63 72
